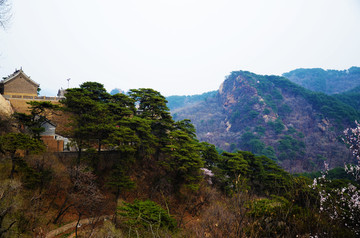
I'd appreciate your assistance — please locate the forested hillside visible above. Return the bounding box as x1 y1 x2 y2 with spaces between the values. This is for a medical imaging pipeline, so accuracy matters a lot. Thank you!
1 82 360 237
283 67 360 94
172 71 359 172
333 86 360 111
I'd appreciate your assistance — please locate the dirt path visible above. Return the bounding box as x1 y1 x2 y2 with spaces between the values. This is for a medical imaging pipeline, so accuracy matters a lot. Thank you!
45 215 111 238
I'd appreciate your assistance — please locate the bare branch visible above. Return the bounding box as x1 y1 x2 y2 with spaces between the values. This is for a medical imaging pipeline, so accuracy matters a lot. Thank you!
0 0 11 29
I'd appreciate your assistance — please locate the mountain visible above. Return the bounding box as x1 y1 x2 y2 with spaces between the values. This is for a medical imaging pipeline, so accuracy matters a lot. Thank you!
166 91 217 111
283 67 360 94
110 88 126 95
171 71 359 173
333 86 360 111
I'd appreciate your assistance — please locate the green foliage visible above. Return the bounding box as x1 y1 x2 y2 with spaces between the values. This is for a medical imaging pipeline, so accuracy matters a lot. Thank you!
14 101 61 139
267 118 285 134
214 151 289 195
16 157 52 190
286 126 297 134
6 77 360 236
129 88 173 147
297 131 305 138
297 167 357 181
163 129 204 190
333 84 360 112
61 83 206 193
247 110 259 121
78 81 111 102
128 88 171 122
174 119 196 139
107 164 135 201
62 84 172 165
277 135 305 160
230 109 241 124
263 95 278 112
267 75 360 126
272 88 283 100
0 133 45 156
126 117 156 158
255 125 266 136
248 196 290 218
278 103 292 115
239 131 257 145
199 142 220 169
261 146 277 161
246 195 310 237
0 115 12 136
247 139 265 154
237 132 277 160
61 82 116 156
220 151 250 179
118 200 177 231
244 175 356 237
108 93 135 120
283 67 360 95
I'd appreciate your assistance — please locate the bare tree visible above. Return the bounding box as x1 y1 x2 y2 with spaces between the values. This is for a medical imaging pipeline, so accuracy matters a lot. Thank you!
69 166 105 237
0 0 11 29
0 179 21 237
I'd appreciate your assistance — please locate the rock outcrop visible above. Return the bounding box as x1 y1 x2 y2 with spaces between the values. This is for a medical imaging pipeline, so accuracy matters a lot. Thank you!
172 71 358 173
0 94 13 116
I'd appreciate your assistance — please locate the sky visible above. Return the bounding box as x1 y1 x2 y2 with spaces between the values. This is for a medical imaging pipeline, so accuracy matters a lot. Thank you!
0 0 360 96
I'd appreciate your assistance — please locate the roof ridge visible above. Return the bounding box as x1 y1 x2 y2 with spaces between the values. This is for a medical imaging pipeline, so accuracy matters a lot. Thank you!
1 68 40 86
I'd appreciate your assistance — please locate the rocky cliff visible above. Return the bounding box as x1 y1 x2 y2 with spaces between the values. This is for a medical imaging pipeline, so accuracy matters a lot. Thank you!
0 94 13 116
172 71 358 173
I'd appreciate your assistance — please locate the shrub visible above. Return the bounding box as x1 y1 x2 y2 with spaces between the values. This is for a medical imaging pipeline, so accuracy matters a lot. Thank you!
118 200 177 232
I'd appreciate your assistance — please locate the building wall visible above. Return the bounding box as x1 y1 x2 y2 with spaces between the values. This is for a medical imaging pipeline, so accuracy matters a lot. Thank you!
3 74 38 96
41 122 56 136
41 135 64 152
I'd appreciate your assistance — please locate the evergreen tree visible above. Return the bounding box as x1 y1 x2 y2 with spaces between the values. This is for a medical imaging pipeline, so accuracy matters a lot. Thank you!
0 133 45 178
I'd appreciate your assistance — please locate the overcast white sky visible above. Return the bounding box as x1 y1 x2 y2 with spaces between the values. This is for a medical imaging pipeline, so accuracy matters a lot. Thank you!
0 0 360 96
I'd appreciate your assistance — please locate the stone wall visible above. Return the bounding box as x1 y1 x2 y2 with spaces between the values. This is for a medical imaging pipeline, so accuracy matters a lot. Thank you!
55 151 122 170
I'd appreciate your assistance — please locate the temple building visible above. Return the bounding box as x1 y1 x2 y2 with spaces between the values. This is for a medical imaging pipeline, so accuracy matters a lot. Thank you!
0 68 40 98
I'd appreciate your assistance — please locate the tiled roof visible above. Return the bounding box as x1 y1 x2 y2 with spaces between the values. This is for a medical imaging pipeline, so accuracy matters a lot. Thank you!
1 68 40 86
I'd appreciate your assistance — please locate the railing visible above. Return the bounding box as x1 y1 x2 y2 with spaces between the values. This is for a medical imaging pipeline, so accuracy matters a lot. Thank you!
3 94 64 101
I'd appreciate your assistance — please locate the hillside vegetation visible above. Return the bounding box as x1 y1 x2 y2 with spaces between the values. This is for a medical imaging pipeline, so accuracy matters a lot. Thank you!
333 86 360 111
172 71 359 172
283 67 360 94
1 82 360 237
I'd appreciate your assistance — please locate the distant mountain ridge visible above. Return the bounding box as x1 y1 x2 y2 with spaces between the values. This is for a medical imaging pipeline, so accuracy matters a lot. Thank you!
283 67 360 94
166 91 217 111
171 70 358 173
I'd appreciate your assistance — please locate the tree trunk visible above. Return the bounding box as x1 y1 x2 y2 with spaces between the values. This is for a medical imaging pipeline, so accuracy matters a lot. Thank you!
75 212 82 238
113 186 120 223
98 142 102 153
9 154 16 179
53 197 72 224
77 147 82 167
0 221 16 237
